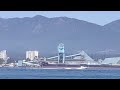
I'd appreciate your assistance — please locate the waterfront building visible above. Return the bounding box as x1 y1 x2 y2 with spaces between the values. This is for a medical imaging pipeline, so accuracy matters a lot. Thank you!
26 51 39 60
46 50 98 65
101 57 120 65
18 60 23 67
72 50 97 64
0 50 7 60
73 50 94 61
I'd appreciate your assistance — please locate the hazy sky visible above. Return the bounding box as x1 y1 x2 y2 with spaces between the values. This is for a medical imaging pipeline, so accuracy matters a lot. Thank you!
0 11 120 25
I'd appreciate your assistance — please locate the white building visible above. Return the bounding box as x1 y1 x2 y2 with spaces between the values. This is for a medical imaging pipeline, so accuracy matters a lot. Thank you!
0 50 7 60
26 51 39 60
101 57 120 65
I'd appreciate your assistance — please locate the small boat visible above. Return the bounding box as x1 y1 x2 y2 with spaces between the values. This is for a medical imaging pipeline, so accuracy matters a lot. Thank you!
41 68 62 69
76 66 88 69
64 68 72 69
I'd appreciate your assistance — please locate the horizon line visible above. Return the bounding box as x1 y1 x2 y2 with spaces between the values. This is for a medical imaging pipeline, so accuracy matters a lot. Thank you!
0 14 118 26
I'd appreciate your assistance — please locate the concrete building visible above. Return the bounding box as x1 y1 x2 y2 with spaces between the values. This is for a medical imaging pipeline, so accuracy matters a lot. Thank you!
0 50 7 60
26 51 39 60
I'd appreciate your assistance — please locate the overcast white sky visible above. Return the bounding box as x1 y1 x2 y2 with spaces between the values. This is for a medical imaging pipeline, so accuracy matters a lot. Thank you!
0 11 120 25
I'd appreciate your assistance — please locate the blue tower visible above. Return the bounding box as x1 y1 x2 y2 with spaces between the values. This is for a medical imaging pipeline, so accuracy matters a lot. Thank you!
57 43 65 63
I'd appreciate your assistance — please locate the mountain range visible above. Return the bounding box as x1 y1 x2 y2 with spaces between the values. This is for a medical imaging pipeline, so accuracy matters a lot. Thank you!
0 15 120 57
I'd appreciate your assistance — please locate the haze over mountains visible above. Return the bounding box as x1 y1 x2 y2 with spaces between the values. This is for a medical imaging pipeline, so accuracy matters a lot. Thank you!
0 15 120 57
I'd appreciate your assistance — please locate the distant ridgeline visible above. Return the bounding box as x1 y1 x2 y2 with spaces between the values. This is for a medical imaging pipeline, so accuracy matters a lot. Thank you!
0 15 120 57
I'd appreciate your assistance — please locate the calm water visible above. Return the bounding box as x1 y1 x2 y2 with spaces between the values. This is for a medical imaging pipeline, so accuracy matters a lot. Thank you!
0 67 120 79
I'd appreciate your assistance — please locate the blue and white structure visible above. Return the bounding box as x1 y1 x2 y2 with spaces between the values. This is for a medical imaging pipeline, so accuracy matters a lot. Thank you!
57 43 65 63
18 60 23 67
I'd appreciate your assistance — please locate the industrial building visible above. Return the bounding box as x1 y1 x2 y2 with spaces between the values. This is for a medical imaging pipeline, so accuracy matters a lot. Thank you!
45 43 98 65
73 51 93 61
0 50 8 60
65 51 98 65
46 44 98 65
101 57 120 65
26 51 39 60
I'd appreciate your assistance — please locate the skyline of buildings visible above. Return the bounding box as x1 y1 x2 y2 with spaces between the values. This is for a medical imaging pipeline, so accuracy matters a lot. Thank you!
0 49 120 66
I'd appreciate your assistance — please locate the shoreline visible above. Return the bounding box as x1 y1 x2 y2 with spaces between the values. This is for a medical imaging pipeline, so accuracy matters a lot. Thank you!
1 65 120 70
